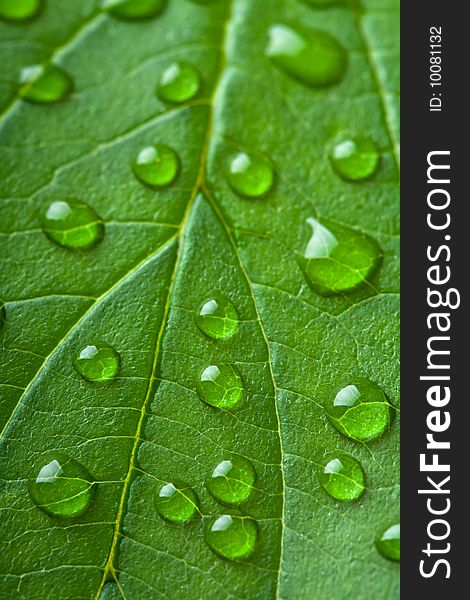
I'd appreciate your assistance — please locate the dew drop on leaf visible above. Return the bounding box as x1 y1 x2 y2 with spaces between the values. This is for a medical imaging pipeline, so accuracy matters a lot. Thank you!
204 513 258 560
330 137 380 182
298 216 381 295
132 144 180 188
19 64 73 104
28 455 95 518
318 452 365 501
156 61 201 104
375 523 400 562
40 200 105 249
266 23 347 87
324 378 395 442
73 343 120 382
195 295 239 340
206 456 256 506
196 364 244 410
226 152 274 199
0 302 5 329
154 480 198 523
102 0 166 19
0 0 41 21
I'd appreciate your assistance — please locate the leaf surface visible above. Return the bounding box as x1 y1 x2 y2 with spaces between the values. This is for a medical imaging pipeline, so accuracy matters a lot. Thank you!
0 0 399 598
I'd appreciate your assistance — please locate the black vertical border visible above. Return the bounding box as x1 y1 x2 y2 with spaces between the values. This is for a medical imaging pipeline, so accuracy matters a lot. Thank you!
401 1 466 597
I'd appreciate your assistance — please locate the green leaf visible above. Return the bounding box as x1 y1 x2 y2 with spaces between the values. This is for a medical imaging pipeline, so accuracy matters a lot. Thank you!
0 0 399 598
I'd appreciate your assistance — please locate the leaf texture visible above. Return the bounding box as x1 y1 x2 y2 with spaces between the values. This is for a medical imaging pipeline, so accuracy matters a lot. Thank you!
0 0 399 598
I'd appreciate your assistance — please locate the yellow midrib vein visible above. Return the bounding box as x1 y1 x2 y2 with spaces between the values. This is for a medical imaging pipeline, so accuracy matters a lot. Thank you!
0 234 178 442
95 2 234 597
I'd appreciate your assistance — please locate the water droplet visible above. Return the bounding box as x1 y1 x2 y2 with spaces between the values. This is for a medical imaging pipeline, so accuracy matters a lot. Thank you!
19 64 73 104
195 295 239 340
102 0 166 19
298 217 381 295
28 455 95 518
324 378 395 442
154 480 198 523
157 61 201 104
196 364 244 410
330 137 380 182
204 512 258 560
40 200 105 249
0 0 41 21
206 456 256 506
0 302 5 329
375 523 400 562
266 23 346 87
226 152 274 199
132 144 180 188
318 452 365 501
73 343 120 382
